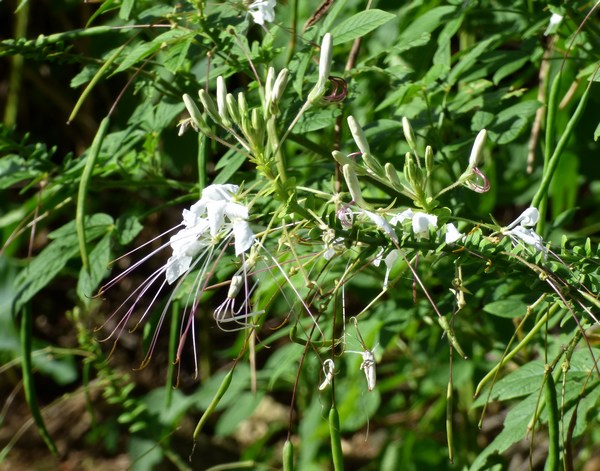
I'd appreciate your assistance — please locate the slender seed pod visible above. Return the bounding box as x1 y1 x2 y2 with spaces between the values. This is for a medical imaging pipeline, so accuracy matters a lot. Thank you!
283 439 295 471
193 368 234 441
329 406 345 471
544 370 560 471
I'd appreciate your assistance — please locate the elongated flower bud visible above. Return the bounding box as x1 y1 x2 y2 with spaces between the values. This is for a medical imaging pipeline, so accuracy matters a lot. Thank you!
469 129 487 168
272 68 289 103
362 153 384 176
198 89 221 124
342 164 369 208
425 145 434 176
308 33 333 103
402 117 417 152
238 91 248 118
264 66 275 111
216 76 230 125
347 115 370 154
385 162 402 190
226 93 241 125
183 94 204 129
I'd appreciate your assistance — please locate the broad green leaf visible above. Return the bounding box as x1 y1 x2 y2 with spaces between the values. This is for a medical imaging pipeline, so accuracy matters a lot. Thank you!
13 238 80 312
331 10 396 45
473 360 544 407
471 394 537 470
295 107 342 133
448 34 502 86
215 391 264 436
400 5 456 43
483 296 528 318
595 121 600 141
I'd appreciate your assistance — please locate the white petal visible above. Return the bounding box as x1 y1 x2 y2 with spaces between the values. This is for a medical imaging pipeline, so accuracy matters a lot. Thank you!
206 200 227 236
412 212 438 237
182 200 206 227
363 210 398 243
445 223 463 244
233 219 255 256
372 247 384 267
390 208 414 226
224 202 249 220
506 207 539 229
165 253 192 284
201 184 239 202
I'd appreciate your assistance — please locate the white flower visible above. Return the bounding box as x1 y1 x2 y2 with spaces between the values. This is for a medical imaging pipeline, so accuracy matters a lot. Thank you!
390 208 414 226
166 184 255 284
444 223 463 244
544 12 564 36
247 0 276 26
503 207 547 258
373 248 399 289
412 212 438 237
362 210 398 243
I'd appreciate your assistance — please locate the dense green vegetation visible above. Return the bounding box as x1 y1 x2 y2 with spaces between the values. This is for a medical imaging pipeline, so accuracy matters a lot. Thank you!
1 1 600 469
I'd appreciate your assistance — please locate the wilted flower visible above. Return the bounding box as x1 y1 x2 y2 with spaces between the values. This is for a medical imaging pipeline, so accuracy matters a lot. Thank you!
318 359 335 390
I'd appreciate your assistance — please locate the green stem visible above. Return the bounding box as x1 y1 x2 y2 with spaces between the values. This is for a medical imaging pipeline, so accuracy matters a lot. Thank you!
76 116 110 271
532 81 592 211
68 43 128 123
20 305 59 456
165 301 181 407
329 406 345 471
198 132 207 193
4 0 29 127
474 302 561 398
537 72 561 234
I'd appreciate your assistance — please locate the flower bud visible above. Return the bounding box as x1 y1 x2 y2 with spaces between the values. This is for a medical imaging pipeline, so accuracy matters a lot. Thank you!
385 162 402 190
468 129 487 168
272 68 289 103
226 93 241 125
264 66 275 110
183 94 204 130
332 150 355 167
216 76 230 125
238 91 248 118
347 116 370 154
425 145 434 176
342 164 369 209
251 107 264 137
402 117 417 152
362 152 384 176
308 33 333 103
198 89 221 124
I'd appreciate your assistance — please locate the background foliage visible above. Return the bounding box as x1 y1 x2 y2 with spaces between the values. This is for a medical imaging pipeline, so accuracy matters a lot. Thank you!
1 0 600 470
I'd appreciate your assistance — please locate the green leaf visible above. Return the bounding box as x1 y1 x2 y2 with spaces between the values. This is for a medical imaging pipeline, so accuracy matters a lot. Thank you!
116 214 143 245
400 5 456 42
594 121 600 141
331 10 396 45
119 0 135 20
215 392 264 436
483 296 528 318
77 232 112 304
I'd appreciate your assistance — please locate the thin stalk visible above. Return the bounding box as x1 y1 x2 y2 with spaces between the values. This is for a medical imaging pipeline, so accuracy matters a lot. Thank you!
532 79 593 211
20 305 58 456
475 302 561 398
4 0 29 127
76 116 110 270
